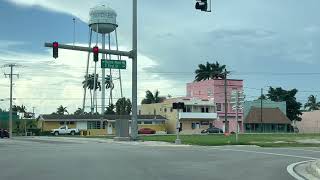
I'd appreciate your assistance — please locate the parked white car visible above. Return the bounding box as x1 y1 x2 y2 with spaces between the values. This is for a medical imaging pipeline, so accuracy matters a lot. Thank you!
51 126 80 136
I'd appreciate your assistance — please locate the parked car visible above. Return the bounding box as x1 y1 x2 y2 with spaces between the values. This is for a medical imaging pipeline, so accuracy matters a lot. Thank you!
201 127 223 134
138 128 156 134
51 126 80 136
0 129 9 138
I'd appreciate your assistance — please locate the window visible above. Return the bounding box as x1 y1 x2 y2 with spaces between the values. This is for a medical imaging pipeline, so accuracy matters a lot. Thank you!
183 106 191 112
206 107 209 113
154 121 164 124
60 126 66 129
164 108 167 113
170 108 173 112
87 121 101 129
160 108 162 112
187 91 191 96
207 88 213 96
70 121 75 125
201 107 205 112
139 110 141 115
217 103 222 112
154 109 156 115
102 121 107 129
59 121 64 125
137 121 142 124
191 122 195 129
196 122 200 129
198 91 201 95
144 121 152 124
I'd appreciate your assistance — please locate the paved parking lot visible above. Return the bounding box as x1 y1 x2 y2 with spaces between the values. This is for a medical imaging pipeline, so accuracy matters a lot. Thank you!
1 137 319 180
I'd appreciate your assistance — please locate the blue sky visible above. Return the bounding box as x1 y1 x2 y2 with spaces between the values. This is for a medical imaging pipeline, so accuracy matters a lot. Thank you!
0 0 319 114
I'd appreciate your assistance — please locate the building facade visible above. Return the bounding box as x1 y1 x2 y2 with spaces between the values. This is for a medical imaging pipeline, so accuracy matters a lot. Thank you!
186 79 243 133
139 98 217 134
297 110 320 133
39 114 167 136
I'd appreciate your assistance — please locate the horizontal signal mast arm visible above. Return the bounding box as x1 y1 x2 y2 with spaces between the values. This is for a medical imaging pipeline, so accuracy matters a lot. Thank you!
44 42 133 58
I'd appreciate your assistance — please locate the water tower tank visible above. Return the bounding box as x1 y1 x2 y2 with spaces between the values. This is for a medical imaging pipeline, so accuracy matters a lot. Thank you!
89 5 118 34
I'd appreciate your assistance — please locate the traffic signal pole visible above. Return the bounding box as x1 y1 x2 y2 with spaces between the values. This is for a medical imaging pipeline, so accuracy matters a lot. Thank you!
131 0 138 140
44 43 132 58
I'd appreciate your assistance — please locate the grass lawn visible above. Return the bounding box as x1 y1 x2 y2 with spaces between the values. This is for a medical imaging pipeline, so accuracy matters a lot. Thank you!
140 134 320 147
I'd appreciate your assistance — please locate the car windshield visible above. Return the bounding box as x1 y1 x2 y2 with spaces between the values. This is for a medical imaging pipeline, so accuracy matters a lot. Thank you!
0 1 319 180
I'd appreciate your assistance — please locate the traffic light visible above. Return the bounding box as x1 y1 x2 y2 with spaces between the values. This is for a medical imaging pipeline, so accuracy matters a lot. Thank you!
93 46 99 62
195 0 208 11
53 42 59 59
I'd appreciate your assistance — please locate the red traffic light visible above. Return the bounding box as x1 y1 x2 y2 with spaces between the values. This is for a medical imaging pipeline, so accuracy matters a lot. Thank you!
93 46 99 53
53 42 59 48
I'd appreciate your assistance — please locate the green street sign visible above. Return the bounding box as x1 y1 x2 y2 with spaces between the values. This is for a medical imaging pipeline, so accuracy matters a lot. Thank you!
101 59 126 69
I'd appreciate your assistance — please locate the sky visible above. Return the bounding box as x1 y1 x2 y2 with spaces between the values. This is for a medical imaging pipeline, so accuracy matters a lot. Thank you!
0 0 319 115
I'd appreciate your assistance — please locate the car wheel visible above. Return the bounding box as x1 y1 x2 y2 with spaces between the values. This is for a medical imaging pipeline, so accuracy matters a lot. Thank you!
54 131 59 136
70 131 75 136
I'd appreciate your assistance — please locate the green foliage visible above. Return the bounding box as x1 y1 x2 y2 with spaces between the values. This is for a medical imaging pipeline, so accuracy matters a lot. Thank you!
266 87 302 121
141 90 166 104
105 104 116 115
304 95 320 111
56 105 68 115
194 61 229 81
82 74 101 110
73 108 83 115
116 98 132 115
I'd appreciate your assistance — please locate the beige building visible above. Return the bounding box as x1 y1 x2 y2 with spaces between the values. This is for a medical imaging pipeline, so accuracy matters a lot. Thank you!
139 98 218 134
39 114 166 136
297 110 320 133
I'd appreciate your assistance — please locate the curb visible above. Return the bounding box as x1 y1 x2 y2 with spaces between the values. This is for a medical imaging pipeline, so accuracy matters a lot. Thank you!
306 160 320 178
287 160 315 180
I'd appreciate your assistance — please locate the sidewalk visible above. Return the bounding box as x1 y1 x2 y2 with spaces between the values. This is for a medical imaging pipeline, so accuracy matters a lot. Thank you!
14 136 192 147
290 159 320 180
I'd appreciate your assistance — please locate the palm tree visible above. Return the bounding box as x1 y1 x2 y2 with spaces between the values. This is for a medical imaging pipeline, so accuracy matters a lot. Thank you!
105 104 116 115
56 105 68 115
74 108 83 115
105 75 114 90
82 74 101 112
141 90 166 104
194 61 229 81
116 98 132 115
304 95 320 111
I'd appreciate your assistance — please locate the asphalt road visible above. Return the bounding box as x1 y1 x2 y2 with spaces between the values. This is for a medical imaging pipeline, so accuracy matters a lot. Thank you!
1 137 319 180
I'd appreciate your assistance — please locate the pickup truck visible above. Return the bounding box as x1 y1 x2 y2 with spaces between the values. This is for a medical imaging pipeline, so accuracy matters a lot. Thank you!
51 126 80 136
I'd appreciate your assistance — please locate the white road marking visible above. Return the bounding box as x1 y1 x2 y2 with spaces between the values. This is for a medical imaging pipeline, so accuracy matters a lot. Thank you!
287 160 313 180
273 148 320 154
206 147 319 160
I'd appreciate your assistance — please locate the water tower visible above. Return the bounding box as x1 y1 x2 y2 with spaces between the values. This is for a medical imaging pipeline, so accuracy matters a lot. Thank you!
83 5 123 114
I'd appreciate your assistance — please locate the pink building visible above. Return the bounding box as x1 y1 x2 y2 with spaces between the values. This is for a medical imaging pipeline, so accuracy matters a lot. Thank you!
186 79 244 132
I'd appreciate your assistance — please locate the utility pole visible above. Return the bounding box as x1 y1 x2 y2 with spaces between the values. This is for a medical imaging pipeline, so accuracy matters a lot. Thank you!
260 88 263 133
231 90 244 143
3 64 19 138
224 69 228 133
235 91 239 142
131 0 138 140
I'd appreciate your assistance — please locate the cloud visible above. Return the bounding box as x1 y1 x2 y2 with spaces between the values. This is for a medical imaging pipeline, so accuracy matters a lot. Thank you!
0 41 182 114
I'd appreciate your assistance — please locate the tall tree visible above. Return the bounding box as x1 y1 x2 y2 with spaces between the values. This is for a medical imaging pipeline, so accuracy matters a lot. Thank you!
141 90 166 104
74 108 83 115
82 74 101 111
194 61 229 81
116 98 132 115
56 105 68 115
304 95 320 111
105 104 116 115
266 87 302 121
